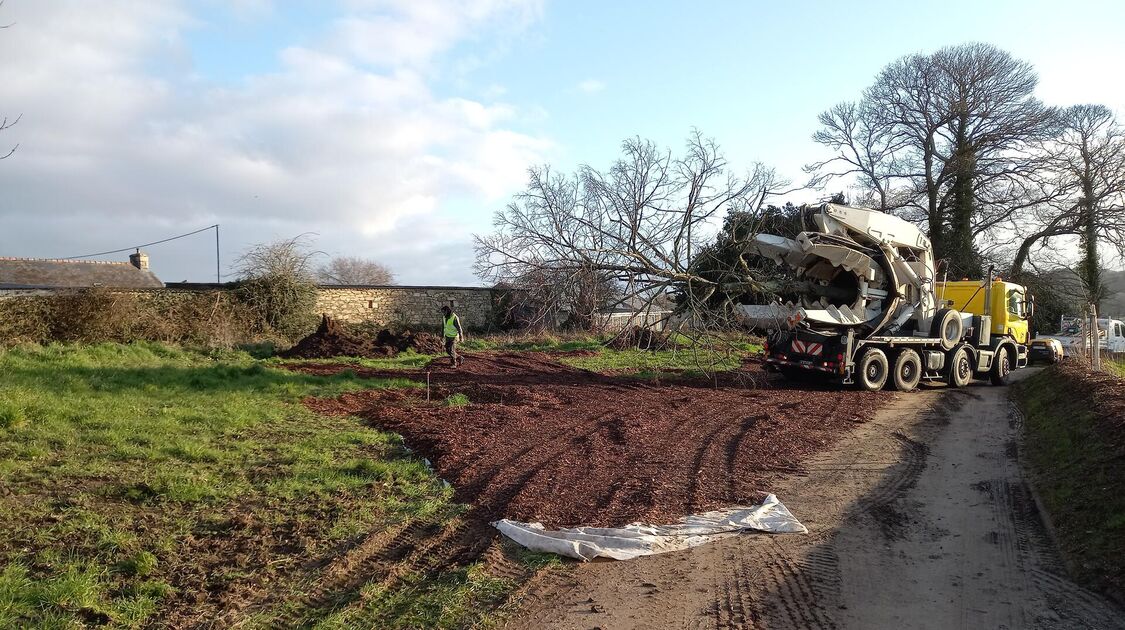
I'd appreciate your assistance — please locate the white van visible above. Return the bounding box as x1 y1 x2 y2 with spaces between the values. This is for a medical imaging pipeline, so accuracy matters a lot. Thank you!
1048 316 1125 357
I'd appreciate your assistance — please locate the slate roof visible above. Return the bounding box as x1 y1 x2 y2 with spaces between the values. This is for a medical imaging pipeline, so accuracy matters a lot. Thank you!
0 257 164 289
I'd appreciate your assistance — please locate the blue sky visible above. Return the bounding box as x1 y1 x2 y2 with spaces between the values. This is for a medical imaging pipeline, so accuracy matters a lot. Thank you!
2 0 1123 284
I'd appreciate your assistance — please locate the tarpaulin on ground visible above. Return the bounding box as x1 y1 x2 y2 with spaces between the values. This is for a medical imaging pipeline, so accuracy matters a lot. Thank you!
493 493 806 561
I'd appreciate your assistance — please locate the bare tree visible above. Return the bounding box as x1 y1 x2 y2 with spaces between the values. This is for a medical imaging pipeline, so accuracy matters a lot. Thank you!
0 113 16 160
475 131 791 336
234 235 323 339
316 256 396 286
496 264 620 331
809 43 1056 277
1 2 18 160
1049 105 1125 304
805 101 908 212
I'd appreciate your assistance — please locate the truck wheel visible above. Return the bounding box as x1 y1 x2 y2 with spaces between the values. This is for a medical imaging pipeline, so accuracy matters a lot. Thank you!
989 348 1011 385
891 349 923 392
857 349 889 391
930 308 963 351
946 346 973 387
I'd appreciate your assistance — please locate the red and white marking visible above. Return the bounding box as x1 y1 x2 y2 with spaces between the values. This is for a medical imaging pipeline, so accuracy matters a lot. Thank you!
791 340 823 356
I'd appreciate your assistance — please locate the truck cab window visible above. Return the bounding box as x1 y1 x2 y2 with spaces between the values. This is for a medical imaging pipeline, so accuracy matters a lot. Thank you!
1007 291 1025 318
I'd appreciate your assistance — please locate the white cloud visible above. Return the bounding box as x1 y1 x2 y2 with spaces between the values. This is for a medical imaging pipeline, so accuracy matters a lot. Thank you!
577 79 605 94
0 0 550 284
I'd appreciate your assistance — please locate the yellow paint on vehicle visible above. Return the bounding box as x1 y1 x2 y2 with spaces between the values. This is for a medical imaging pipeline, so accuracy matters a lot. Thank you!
936 280 1031 345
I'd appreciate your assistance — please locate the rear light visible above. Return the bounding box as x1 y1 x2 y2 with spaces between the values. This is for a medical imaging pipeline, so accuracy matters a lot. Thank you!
836 353 844 361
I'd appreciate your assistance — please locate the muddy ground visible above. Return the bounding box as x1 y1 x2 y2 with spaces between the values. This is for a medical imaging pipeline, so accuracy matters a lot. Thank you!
505 371 1125 630
297 352 889 528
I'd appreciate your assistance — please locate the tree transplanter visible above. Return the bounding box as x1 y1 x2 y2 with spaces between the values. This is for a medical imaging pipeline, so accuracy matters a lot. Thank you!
741 203 1032 392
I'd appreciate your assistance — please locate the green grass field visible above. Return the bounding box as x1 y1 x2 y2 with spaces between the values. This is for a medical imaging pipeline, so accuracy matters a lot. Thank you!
0 343 513 628
0 336 763 627
460 333 760 376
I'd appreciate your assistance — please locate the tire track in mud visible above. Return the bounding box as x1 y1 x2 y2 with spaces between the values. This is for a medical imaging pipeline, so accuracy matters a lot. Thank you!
506 378 1125 629
700 405 936 629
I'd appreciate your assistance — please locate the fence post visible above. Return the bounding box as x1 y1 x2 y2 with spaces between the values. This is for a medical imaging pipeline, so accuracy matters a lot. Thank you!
1091 304 1102 370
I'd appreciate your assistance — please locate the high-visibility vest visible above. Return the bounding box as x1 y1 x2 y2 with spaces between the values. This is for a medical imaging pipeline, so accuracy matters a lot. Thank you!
444 315 459 338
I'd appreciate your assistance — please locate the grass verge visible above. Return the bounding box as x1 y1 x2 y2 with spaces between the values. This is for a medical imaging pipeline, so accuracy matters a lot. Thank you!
1014 364 1125 598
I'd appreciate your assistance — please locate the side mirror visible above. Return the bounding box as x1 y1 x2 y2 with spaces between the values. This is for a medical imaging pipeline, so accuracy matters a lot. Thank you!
1024 296 1035 319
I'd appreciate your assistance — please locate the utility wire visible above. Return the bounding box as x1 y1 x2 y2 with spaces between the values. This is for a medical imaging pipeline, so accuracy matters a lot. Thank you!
61 225 219 260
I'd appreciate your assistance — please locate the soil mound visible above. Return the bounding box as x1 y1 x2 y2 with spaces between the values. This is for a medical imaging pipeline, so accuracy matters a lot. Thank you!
280 315 444 359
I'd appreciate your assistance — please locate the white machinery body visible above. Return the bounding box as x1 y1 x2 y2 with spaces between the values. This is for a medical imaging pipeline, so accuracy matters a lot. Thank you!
739 203 938 339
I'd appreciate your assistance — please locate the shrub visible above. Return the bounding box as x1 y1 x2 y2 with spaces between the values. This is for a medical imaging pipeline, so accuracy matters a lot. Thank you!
0 289 270 348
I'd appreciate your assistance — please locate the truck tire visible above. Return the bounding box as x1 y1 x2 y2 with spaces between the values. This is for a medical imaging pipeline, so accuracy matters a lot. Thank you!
891 349 923 392
946 346 973 388
990 347 1012 385
930 308 963 351
857 349 889 391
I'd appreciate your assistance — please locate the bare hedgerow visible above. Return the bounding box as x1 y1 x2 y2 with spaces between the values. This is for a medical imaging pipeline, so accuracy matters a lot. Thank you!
0 289 266 348
0 296 51 344
233 235 322 341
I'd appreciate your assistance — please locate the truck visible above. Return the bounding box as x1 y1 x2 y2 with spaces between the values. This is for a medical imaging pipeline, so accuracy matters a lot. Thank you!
1047 315 1125 357
738 203 1031 392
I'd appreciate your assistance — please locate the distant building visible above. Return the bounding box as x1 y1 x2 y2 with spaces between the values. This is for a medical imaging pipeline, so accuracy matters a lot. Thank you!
0 251 163 290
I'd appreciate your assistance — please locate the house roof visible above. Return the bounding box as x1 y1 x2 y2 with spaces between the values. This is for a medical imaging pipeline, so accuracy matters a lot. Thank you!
0 257 163 289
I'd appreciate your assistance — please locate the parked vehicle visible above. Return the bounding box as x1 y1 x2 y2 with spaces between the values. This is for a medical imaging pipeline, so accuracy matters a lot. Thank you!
739 203 1030 392
1046 316 1125 357
1028 338 1064 364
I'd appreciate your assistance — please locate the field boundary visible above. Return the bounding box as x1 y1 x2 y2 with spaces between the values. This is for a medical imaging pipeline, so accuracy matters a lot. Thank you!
1013 363 1125 604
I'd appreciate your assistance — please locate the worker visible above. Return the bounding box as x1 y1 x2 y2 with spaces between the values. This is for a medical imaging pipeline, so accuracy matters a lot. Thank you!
440 305 464 367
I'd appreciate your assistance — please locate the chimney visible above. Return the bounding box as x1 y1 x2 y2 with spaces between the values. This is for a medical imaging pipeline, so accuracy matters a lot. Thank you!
129 250 150 271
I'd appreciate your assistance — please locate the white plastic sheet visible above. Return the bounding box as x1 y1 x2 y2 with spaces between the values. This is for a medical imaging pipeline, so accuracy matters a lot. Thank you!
493 493 806 561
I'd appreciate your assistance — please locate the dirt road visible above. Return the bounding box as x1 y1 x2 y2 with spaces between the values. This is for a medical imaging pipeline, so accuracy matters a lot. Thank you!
505 370 1125 629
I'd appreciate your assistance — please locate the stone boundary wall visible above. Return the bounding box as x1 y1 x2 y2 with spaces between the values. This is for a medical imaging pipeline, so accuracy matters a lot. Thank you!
314 286 497 330
0 285 502 332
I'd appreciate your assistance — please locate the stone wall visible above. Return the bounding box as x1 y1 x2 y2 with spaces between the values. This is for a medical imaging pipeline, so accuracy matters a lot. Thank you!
0 284 504 334
313 286 497 331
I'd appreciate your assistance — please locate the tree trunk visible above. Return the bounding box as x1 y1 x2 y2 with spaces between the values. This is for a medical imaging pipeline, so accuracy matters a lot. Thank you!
947 113 981 278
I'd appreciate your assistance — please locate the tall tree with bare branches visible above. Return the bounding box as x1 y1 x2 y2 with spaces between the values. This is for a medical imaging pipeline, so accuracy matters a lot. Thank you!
808 43 1056 277
1052 105 1125 304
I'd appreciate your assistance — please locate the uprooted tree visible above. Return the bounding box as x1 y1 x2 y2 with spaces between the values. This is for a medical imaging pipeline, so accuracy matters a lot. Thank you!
474 131 792 334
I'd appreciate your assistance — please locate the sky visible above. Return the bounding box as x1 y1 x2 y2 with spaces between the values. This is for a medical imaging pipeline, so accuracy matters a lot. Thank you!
2 0 1124 285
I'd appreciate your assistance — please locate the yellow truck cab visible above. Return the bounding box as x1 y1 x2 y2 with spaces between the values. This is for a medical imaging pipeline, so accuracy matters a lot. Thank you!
936 279 1032 345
